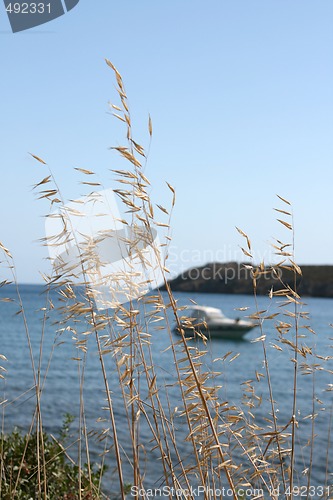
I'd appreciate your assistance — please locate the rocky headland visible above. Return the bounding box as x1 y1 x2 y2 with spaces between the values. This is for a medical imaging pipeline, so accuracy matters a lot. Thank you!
164 262 333 298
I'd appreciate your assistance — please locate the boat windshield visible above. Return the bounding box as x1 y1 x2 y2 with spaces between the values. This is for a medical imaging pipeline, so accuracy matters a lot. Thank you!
207 310 225 319
190 310 207 321
186 308 225 322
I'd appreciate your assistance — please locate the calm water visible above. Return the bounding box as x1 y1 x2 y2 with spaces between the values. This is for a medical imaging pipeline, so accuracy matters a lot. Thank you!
0 285 332 494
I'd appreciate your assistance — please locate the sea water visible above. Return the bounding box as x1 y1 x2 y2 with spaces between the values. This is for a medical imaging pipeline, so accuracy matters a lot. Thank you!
0 285 332 495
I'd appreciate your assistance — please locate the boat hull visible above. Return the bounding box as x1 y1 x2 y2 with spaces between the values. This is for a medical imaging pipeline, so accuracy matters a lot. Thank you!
173 305 257 340
174 322 254 340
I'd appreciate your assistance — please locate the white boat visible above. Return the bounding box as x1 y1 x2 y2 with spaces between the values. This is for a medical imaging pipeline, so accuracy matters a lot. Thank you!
174 305 257 340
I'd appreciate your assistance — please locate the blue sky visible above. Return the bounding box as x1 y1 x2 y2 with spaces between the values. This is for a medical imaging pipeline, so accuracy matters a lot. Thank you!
0 1 332 283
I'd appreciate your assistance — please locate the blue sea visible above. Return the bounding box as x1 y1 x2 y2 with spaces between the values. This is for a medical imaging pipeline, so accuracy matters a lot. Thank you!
0 285 332 495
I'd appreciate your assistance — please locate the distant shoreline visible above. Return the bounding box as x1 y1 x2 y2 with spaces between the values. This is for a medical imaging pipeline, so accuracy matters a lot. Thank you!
2 263 333 299
163 262 333 298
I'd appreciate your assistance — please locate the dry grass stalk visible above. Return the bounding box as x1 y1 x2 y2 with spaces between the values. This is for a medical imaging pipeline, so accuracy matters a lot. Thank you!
0 64 332 500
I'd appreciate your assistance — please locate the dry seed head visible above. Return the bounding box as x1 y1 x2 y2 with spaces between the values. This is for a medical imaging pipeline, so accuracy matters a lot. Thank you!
74 168 95 175
229 353 240 363
274 208 292 216
289 259 302 275
33 175 52 189
29 152 47 164
112 112 126 123
241 247 253 258
277 219 293 230
110 103 122 112
276 194 291 205
148 114 153 136
0 242 12 258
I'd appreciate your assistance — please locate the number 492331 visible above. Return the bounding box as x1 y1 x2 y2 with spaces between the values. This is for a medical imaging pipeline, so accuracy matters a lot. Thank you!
6 3 51 14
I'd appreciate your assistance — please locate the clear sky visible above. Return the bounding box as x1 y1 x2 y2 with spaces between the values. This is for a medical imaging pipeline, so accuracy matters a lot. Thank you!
0 1 332 283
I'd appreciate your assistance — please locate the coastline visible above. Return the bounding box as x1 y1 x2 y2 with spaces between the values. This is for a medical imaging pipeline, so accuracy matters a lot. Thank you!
163 262 333 298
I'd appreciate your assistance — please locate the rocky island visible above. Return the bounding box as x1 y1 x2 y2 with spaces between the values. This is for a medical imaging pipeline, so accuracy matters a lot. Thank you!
164 262 333 298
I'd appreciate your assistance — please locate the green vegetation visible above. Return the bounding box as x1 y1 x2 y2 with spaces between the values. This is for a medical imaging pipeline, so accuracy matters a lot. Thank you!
0 415 104 499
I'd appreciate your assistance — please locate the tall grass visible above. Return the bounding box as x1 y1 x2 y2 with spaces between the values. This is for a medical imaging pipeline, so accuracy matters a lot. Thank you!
0 61 332 499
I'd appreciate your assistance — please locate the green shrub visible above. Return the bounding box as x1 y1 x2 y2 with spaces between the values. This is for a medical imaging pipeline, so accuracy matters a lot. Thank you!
0 415 104 499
